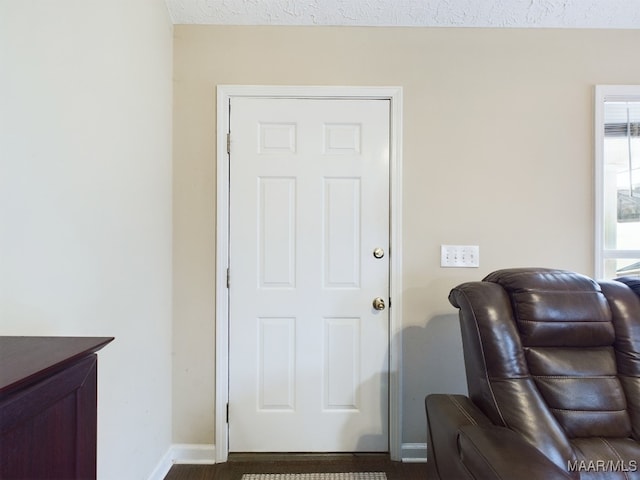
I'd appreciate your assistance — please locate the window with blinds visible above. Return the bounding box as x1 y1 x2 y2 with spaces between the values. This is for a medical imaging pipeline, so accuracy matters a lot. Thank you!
596 87 640 279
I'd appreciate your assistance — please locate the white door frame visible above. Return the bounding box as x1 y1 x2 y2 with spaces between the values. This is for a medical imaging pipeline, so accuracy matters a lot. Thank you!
215 85 403 462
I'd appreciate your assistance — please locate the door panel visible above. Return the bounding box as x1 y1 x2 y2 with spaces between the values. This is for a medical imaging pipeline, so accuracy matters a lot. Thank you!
228 97 390 452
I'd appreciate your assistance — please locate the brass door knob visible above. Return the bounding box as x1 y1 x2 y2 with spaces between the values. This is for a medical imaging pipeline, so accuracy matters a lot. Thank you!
372 297 386 311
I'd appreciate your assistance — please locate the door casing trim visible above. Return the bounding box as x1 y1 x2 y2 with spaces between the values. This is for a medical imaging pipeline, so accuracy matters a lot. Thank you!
215 85 403 462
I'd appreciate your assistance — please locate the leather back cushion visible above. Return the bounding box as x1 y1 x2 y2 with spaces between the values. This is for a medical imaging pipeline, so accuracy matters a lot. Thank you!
485 269 632 438
485 269 614 347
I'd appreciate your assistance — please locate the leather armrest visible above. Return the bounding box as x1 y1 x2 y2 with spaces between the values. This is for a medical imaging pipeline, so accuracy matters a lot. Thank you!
427 394 493 430
426 394 576 480
426 394 492 479
458 424 575 480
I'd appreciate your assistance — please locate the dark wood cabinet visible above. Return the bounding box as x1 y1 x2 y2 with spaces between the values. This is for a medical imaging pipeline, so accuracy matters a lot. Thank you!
0 336 113 480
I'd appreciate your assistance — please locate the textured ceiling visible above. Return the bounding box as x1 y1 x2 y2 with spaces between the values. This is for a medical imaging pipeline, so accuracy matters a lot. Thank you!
165 0 640 28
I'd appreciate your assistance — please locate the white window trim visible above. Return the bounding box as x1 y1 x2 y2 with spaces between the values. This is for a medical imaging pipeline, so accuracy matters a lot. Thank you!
594 85 640 279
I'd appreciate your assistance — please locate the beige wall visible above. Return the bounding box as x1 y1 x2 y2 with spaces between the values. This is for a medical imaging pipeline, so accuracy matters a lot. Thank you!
173 26 640 447
0 1 174 478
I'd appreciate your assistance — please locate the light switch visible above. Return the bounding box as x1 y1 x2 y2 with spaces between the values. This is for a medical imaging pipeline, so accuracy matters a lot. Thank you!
441 245 480 268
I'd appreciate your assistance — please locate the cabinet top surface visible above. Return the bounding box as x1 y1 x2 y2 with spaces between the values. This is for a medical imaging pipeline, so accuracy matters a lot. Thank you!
0 336 114 394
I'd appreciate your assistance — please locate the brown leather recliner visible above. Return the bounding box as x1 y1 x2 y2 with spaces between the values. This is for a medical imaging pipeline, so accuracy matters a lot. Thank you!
426 268 640 479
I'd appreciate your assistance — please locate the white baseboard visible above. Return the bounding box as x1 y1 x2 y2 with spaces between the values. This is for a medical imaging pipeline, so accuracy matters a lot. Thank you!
401 443 427 463
147 447 174 480
148 444 217 480
149 442 423 479
171 443 217 464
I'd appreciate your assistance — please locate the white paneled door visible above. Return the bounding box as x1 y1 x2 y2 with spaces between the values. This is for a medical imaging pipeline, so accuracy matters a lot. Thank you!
228 97 390 452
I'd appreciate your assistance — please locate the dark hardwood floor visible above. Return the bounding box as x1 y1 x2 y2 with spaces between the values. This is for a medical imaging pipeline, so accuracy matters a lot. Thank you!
164 453 427 480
